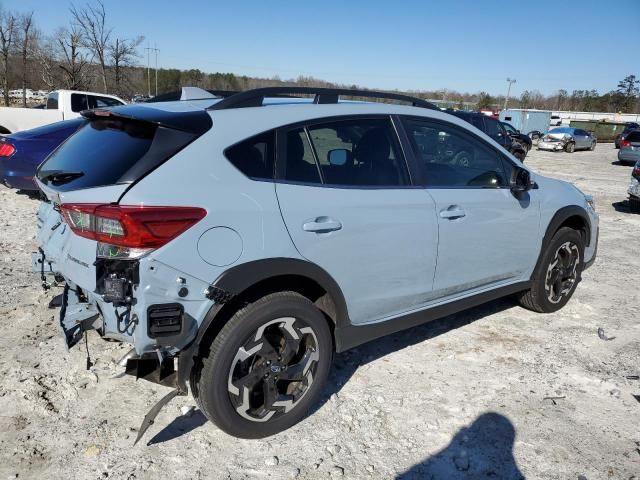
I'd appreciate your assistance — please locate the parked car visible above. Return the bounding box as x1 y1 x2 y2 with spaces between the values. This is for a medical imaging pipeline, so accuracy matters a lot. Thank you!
550 115 562 127
0 90 125 134
618 130 640 166
33 86 598 441
0 118 85 191
450 110 528 161
501 121 533 152
538 127 597 153
528 130 544 141
614 122 640 149
628 160 640 213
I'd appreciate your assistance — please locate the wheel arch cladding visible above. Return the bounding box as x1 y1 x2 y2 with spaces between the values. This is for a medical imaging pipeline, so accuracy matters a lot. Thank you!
539 206 591 268
176 258 349 390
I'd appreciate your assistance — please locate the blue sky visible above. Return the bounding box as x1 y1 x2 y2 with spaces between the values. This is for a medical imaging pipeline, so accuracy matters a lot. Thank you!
3 0 639 96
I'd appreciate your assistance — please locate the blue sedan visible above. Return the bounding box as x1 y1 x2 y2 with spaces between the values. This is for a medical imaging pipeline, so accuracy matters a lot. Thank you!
0 118 85 191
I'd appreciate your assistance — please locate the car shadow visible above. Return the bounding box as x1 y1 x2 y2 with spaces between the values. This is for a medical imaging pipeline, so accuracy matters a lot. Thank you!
15 189 44 200
396 412 524 479
146 409 208 446
312 296 517 414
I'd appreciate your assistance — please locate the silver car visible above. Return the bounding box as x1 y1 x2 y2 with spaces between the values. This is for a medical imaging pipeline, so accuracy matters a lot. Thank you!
538 127 597 153
618 130 640 166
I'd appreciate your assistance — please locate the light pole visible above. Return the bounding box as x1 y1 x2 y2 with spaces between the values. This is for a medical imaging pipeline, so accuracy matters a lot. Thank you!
154 44 159 97
504 78 516 110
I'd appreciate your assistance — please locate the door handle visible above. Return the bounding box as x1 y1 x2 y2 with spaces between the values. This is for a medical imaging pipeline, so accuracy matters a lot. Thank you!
303 216 342 233
439 206 466 219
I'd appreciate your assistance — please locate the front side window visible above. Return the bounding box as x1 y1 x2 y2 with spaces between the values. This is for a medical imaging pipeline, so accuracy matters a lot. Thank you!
403 118 509 188
302 118 409 187
225 131 275 180
484 117 505 141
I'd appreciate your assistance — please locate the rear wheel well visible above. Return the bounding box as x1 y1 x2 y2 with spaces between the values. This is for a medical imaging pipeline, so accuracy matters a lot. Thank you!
196 275 338 358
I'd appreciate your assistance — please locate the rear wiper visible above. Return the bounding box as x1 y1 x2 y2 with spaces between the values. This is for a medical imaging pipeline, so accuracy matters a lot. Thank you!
39 170 84 185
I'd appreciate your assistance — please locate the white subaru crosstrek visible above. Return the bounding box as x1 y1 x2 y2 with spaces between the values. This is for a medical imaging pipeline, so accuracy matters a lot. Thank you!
33 87 598 441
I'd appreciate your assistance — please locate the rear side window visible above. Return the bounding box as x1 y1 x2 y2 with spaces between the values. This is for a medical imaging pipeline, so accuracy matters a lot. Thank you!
283 128 321 183
627 132 640 142
304 118 409 187
89 95 124 108
225 131 275 180
71 94 89 112
46 92 58 110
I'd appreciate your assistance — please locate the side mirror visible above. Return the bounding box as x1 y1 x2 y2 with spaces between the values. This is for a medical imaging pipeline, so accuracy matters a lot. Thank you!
328 149 349 166
510 166 533 194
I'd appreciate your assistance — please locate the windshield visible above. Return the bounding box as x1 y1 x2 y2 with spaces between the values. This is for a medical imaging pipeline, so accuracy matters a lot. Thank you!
549 127 573 134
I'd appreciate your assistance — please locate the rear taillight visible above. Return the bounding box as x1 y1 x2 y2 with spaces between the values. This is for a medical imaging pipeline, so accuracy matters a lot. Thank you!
60 204 206 258
633 166 640 179
0 142 15 157
620 139 631 148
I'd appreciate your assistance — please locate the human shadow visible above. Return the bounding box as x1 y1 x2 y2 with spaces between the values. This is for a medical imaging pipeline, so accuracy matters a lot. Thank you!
612 200 638 214
147 409 208 445
396 412 524 479
313 296 516 411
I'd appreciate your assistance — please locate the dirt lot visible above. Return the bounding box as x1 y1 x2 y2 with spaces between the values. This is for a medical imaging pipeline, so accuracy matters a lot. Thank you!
0 144 638 479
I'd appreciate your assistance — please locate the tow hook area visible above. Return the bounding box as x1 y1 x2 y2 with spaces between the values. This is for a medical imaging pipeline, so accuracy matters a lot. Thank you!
122 350 187 445
59 284 100 349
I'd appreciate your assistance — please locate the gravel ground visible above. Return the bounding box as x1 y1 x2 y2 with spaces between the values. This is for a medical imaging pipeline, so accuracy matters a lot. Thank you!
0 144 638 480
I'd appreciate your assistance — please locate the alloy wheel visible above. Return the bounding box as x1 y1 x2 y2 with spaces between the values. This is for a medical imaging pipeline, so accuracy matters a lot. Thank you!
227 317 320 422
544 241 580 304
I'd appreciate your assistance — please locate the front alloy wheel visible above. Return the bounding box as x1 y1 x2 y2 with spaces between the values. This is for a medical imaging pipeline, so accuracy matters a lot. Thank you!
192 291 332 438
544 241 580 304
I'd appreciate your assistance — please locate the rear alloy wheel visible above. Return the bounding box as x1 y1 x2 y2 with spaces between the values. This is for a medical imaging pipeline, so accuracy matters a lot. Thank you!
191 292 332 438
565 142 575 153
518 227 584 313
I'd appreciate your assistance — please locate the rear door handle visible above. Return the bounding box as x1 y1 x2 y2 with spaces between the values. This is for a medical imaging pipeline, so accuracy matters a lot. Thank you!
303 216 342 233
439 206 466 219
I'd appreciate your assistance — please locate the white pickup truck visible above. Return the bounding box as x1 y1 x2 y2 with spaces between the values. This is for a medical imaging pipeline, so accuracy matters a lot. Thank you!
0 89 126 134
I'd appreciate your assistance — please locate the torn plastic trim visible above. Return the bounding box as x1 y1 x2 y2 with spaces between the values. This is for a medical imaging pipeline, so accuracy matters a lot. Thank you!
59 284 101 349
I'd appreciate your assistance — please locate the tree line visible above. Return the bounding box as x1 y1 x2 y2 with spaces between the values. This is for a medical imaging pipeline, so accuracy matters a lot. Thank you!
0 1 638 114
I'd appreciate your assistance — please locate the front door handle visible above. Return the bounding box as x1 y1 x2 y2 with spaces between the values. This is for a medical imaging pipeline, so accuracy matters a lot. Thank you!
303 216 342 233
439 206 466 219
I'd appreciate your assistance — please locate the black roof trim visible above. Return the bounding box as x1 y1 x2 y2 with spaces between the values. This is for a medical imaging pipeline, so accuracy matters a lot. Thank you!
207 87 439 111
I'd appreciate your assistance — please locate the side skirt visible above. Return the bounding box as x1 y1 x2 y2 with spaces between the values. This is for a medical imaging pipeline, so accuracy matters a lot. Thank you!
334 281 530 352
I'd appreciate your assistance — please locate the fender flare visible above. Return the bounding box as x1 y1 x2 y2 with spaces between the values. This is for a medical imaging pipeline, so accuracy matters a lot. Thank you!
542 205 591 249
176 258 349 391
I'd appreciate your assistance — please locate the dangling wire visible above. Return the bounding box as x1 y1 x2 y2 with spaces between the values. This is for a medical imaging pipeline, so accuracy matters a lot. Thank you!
116 304 137 335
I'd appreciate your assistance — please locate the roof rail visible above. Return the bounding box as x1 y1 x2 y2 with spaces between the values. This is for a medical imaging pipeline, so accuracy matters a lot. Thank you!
207 86 439 111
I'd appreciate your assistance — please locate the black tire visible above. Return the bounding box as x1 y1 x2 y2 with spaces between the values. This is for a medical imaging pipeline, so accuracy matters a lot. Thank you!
513 150 526 162
191 291 332 438
630 197 640 213
565 142 575 153
518 227 584 313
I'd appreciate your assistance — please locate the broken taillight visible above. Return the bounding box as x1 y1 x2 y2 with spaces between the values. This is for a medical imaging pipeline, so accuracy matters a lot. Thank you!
60 204 207 258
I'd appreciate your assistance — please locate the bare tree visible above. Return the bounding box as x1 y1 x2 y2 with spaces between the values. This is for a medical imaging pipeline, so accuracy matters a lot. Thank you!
109 36 142 96
0 9 17 106
70 0 111 93
56 25 92 90
18 12 35 106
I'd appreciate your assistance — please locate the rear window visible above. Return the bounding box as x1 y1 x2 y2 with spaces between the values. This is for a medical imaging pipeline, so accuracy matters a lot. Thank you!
39 119 154 191
627 131 640 142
